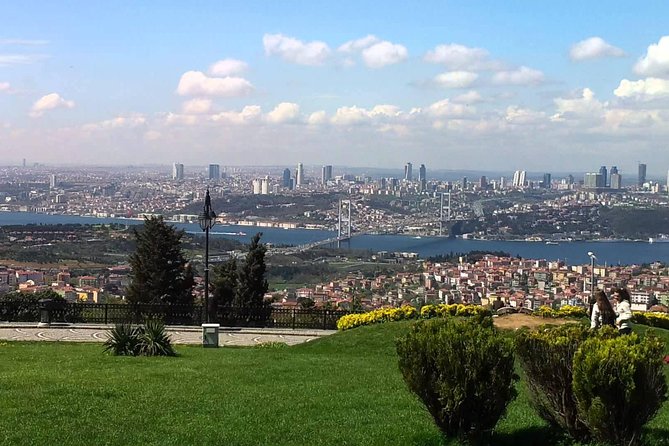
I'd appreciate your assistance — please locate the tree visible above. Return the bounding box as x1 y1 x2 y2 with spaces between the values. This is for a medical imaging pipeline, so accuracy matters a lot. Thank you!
126 216 193 305
234 233 268 307
211 258 238 308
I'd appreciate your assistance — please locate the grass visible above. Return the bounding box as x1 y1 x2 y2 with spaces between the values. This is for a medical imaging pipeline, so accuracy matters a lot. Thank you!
0 323 668 445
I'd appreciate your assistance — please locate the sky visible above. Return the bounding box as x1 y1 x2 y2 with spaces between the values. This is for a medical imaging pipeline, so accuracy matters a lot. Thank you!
2 1 669 175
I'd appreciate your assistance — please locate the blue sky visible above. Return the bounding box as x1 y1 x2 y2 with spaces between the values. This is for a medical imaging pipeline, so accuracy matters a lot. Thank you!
2 1 669 175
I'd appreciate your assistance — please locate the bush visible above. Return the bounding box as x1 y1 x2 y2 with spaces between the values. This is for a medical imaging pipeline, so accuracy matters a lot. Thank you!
104 320 176 357
514 324 619 442
103 323 141 356
573 333 668 446
532 305 587 319
396 318 517 444
633 311 669 330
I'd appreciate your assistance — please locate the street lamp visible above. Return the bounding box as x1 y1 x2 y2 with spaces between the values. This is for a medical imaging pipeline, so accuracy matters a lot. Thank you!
587 251 597 314
198 189 217 323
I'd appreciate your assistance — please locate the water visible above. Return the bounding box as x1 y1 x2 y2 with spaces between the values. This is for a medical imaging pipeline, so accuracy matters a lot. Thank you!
1 212 668 265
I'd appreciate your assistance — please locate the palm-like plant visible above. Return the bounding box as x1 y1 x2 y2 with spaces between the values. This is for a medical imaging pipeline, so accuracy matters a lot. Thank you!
103 323 141 356
136 318 176 357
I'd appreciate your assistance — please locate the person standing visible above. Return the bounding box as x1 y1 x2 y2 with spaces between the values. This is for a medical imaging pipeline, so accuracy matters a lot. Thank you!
613 288 633 335
590 290 616 329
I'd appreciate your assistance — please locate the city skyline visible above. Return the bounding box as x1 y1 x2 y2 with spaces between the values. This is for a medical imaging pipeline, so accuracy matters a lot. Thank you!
2 2 669 173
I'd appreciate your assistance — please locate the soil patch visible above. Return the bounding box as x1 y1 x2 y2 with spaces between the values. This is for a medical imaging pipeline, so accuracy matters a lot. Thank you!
494 313 575 330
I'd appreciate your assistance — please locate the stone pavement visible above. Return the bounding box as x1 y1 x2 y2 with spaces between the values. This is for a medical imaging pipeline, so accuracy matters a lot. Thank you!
0 323 336 346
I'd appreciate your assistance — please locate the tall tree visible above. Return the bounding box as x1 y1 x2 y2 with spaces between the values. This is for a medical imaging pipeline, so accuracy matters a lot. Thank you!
211 258 238 308
234 233 268 307
126 216 193 305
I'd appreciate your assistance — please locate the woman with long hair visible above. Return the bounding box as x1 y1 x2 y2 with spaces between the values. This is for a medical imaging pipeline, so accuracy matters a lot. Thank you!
613 288 633 335
590 290 616 329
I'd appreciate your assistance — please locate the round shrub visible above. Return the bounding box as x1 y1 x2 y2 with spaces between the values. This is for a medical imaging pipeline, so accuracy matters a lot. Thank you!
396 318 517 444
515 324 605 442
573 333 668 446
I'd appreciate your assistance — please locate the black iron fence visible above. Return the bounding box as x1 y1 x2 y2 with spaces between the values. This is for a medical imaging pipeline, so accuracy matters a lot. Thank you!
0 301 350 330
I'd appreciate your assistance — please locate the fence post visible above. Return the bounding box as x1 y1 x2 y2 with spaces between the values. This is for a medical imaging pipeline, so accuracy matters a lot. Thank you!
292 309 296 330
323 310 327 330
104 304 108 325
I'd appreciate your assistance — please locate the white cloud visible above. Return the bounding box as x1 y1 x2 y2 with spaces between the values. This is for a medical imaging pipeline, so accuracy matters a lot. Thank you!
209 105 263 125
338 35 380 53
0 54 45 66
570 37 625 61
30 93 75 117
551 88 605 121
424 43 498 70
267 102 300 123
209 59 248 76
83 114 147 131
176 71 253 97
453 90 483 104
634 36 669 77
504 106 546 125
182 98 213 114
427 99 472 117
0 82 9 92
0 39 48 45
614 77 669 99
361 41 408 68
263 33 330 66
331 106 371 125
434 71 478 88
307 111 328 125
492 66 545 85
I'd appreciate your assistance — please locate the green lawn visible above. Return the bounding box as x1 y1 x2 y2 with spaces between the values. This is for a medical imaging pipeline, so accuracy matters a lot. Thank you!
0 323 668 446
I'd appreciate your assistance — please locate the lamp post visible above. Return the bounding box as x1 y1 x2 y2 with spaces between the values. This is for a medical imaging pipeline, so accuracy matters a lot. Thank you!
587 251 596 315
198 189 217 323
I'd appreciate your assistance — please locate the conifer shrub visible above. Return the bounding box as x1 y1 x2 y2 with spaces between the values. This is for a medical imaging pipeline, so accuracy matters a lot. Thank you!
514 324 617 442
396 317 517 445
572 333 668 446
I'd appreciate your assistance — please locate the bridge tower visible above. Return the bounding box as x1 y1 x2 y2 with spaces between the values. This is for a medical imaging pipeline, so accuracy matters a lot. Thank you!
338 199 352 248
439 192 452 236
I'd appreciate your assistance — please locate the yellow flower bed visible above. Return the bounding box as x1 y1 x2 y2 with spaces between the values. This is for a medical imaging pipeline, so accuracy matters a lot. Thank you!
532 305 588 319
337 304 490 330
632 311 669 330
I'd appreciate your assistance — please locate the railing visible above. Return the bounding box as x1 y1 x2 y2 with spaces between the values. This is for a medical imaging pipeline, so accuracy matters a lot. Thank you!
0 301 350 330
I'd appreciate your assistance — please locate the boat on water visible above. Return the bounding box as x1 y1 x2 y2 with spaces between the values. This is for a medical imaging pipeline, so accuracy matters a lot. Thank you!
545 241 559 245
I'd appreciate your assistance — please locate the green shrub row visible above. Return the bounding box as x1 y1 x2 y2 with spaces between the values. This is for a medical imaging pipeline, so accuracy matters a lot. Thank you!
533 304 588 319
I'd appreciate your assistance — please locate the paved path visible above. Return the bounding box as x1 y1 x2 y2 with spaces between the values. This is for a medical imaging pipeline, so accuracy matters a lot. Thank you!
0 324 336 346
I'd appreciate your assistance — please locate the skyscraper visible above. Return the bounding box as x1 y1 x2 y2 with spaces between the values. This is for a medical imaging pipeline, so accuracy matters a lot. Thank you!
542 173 552 189
599 166 608 187
322 165 333 185
172 163 184 180
418 164 426 191
404 162 413 181
610 172 622 189
296 163 304 187
512 170 526 187
208 164 220 180
282 168 291 188
638 163 647 187
584 172 605 188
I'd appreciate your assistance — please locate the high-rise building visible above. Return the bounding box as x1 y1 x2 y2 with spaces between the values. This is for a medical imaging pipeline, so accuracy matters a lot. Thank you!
261 177 269 195
584 172 605 188
282 168 291 188
462 177 468 189
252 179 262 194
479 176 487 188
610 166 618 175
610 172 622 189
638 163 647 187
208 164 220 180
599 166 608 187
296 163 304 187
542 173 552 189
512 170 526 187
500 176 506 188
418 164 427 191
404 162 413 181
49 174 57 189
666 169 669 195
172 163 184 180
321 165 333 185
